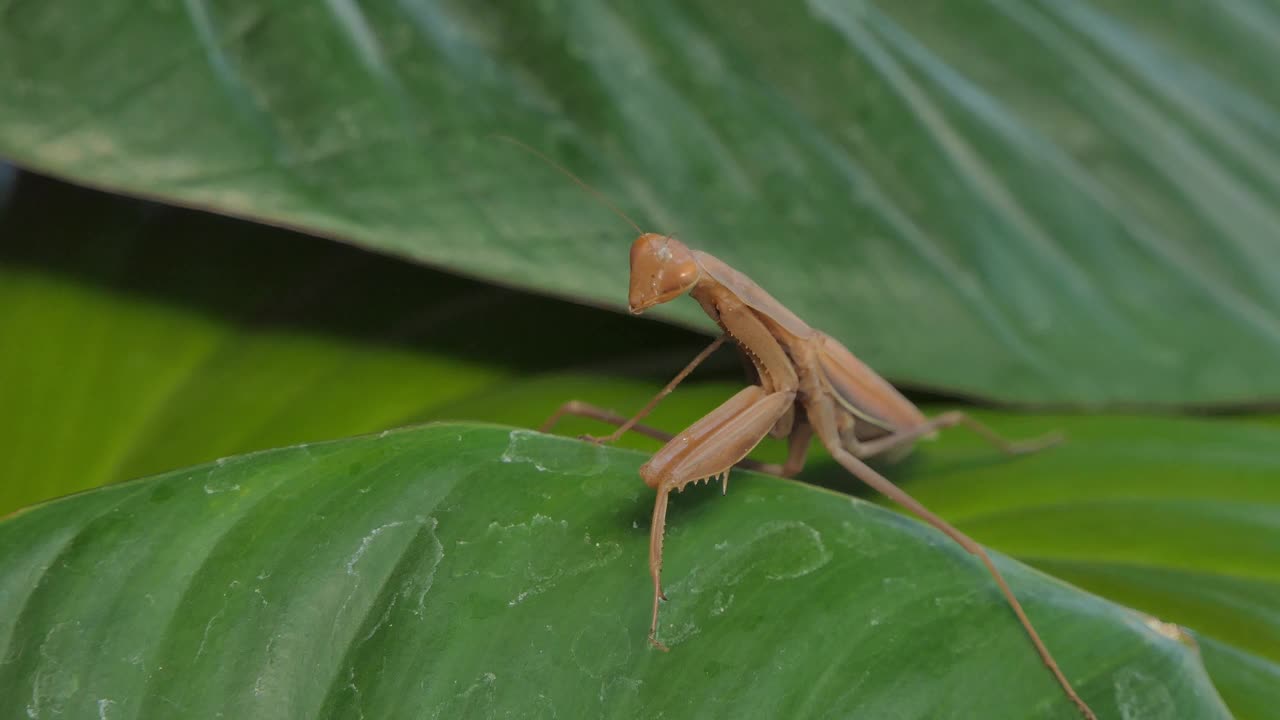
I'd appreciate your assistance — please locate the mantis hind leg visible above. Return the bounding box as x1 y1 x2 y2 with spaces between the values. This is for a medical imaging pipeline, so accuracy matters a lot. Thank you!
808 403 1096 719
855 410 1063 460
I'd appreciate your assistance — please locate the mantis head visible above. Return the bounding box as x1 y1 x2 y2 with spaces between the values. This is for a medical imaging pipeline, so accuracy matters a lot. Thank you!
628 233 700 314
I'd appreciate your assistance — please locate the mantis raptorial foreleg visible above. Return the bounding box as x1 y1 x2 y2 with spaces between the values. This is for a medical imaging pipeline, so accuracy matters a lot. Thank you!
639 384 795 651
541 330 813 478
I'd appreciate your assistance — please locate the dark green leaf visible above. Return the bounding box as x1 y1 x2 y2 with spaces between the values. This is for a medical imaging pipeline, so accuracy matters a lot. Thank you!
0 174 702 513
456 383 1280 720
1 175 1276 716
2 3 1277 404
0 424 1230 719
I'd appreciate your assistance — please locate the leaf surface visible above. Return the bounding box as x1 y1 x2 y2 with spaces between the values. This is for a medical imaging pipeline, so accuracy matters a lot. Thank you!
2 3 1278 404
0 424 1230 719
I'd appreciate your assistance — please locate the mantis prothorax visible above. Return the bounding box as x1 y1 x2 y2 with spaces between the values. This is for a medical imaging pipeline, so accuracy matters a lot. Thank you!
510 138 1095 719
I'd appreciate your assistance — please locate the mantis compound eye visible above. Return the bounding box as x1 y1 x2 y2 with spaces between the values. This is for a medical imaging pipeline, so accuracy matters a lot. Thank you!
628 233 699 313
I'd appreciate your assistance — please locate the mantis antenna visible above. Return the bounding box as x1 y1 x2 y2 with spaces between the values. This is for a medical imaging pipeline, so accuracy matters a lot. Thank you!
493 134 645 235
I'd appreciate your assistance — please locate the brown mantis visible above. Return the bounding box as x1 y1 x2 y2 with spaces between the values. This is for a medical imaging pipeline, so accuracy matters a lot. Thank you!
514 140 1096 719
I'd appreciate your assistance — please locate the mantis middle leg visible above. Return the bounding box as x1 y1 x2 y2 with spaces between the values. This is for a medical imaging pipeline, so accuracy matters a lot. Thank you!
539 335 728 442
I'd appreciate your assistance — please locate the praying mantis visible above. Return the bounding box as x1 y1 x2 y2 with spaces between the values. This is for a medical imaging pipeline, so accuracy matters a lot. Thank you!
517 141 1097 719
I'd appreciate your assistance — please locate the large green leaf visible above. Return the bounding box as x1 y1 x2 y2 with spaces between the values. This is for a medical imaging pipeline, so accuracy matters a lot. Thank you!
2 173 1277 716
0 173 702 513
445 382 1280 719
0 424 1232 719
863 412 1280 720
2 2 1277 405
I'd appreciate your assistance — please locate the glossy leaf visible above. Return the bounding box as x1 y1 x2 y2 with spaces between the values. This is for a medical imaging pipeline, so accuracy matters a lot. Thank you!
862 412 1280 720
0 424 1231 719
1 174 1276 717
1 3 1278 405
449 383 1280 720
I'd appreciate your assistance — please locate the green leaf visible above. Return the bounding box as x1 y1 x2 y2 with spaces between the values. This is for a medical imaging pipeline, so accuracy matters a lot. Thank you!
860 412 1280 720
0 424 1230 719
0 173 701 514
2 175 1276 716
448 381 1280 720
2 3 1277 405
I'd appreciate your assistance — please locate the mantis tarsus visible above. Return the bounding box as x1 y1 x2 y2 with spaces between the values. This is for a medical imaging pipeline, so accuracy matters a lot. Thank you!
518 141 1096 720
